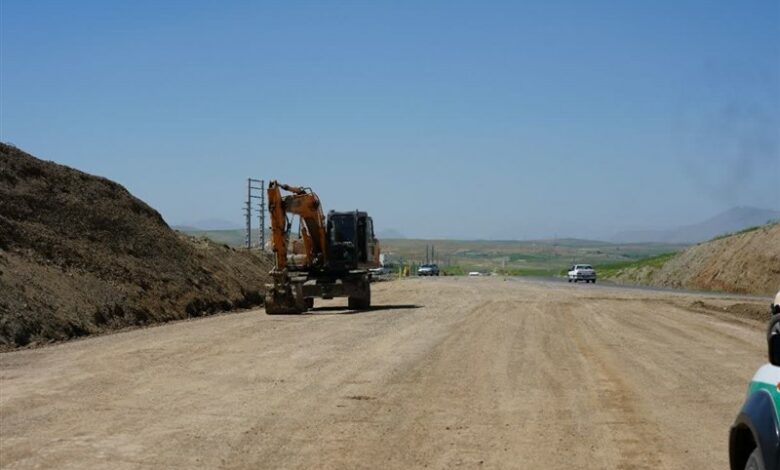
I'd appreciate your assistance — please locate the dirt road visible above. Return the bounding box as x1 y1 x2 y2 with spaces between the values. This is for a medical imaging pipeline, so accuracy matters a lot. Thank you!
0 278 770 469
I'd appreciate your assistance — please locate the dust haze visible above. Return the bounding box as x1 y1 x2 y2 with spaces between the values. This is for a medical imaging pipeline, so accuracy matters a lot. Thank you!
674 62 779 207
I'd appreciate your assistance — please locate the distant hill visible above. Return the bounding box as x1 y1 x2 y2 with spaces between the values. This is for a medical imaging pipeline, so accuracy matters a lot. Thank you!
612 206 780 243
377 228 406 239
605 223 780 296
173 218 242 231
171 224 199 232
180 226 404 245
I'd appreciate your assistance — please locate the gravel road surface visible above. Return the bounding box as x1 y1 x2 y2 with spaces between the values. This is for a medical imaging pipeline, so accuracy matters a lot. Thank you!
0 277 768 469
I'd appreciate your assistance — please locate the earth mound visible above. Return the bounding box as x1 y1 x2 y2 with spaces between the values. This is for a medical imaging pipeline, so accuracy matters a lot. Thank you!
607 223 780 296
0 143 270 348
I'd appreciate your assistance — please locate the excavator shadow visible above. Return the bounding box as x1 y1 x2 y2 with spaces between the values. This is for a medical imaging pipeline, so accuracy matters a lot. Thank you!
307 304 422 315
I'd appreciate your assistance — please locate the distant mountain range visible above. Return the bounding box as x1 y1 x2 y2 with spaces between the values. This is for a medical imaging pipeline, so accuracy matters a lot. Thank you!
611 206 780 244
377 228 406 239
173 208 778 245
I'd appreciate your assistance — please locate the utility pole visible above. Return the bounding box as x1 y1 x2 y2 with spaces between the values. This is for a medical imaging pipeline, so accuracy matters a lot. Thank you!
245 179 252 249
258 179 265 250
245 178 265 250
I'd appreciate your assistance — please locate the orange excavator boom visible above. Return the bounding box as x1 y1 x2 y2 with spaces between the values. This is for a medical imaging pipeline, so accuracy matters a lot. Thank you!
267 181 328 271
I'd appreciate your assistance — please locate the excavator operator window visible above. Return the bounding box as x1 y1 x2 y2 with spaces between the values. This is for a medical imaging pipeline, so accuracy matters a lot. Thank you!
330 216 355 244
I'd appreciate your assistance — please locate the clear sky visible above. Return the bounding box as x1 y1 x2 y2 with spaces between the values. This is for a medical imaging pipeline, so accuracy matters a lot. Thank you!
2 0 778 239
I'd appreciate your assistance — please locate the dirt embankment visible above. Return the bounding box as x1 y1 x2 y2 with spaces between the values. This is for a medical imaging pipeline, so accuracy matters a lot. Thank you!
0 143 271 349
607 223 780 296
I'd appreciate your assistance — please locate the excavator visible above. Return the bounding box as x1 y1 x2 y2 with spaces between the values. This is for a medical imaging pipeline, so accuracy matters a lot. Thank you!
264 181 380 314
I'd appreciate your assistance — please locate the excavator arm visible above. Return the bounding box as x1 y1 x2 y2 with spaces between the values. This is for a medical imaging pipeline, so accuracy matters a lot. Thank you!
267 181 328 271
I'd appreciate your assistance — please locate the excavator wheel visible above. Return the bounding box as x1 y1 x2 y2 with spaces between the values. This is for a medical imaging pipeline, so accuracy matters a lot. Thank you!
348 282 371 310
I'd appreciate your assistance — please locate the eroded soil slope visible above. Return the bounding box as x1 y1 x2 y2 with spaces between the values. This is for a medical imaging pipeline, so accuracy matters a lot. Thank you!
0 143 270 348
608 223 779 296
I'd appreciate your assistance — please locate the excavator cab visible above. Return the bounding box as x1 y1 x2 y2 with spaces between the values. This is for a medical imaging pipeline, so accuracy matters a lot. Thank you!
326 211 379 272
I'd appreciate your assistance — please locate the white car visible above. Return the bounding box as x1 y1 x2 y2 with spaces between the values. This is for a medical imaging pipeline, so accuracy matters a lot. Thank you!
568 264 597 283
468 271 482 277
773 290 780 315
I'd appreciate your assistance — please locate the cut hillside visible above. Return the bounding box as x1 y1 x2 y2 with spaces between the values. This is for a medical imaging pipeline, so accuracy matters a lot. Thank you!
0 143 271 349
605 223 780 296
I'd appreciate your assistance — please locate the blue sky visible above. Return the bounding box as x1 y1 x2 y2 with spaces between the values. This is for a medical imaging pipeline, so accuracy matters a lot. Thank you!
2 0 778 239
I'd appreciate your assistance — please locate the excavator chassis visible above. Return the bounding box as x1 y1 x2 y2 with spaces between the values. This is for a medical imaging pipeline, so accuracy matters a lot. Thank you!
264 270 371 314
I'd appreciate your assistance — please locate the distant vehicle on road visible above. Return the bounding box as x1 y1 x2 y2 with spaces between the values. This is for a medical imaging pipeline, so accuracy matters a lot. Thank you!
772 290 780 315
568 264 597 283
370 266 392 276
418 264 440 276
729 313 780 470
468 271 482 277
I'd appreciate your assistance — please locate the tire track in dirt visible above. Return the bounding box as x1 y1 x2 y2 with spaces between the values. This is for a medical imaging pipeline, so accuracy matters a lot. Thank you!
569 314 665 469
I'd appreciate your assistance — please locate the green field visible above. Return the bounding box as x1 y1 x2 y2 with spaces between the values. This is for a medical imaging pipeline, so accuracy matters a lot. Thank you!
380 238 687 277
178 228 687 278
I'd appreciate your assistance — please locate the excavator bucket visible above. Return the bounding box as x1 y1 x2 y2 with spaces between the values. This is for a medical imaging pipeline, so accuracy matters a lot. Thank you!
264 273 307 314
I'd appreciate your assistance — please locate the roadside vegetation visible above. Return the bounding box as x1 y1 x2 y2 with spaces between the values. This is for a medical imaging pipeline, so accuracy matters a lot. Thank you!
381 239 686 277
594 252 678 278
708 221 778 242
